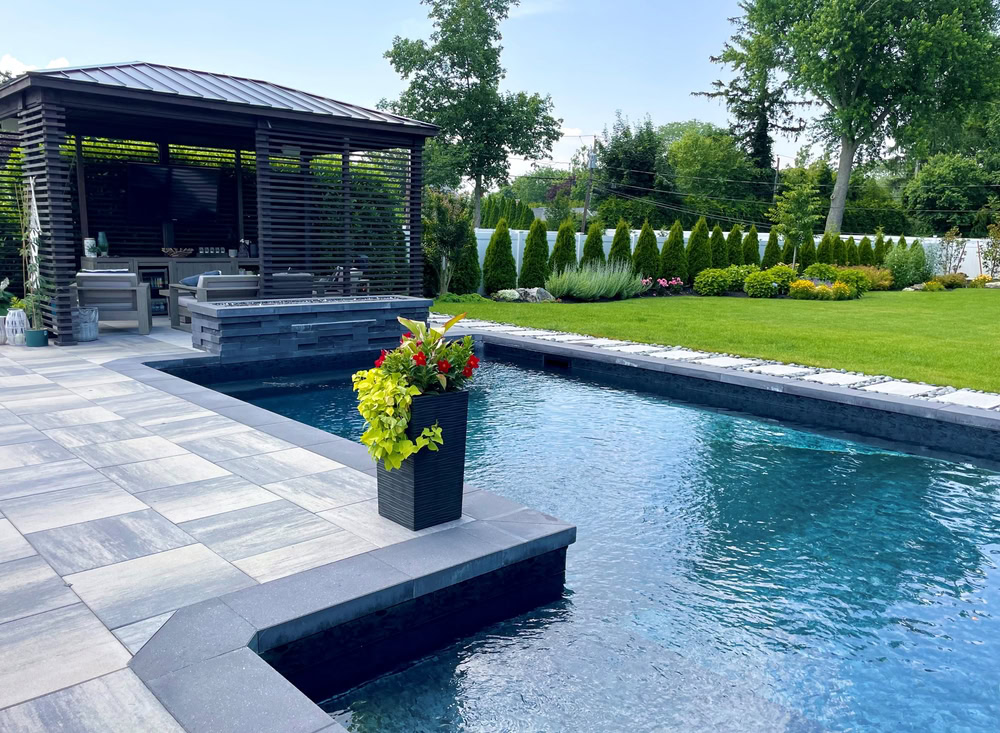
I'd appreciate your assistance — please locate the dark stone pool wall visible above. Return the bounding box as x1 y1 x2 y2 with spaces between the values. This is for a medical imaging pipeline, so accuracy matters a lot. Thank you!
186 296 433 363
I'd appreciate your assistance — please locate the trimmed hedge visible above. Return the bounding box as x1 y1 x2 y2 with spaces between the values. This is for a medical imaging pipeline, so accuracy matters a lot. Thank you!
761 230 781 269
710 224 728 268
632 220 660 278
549 219 578 274
449 234 482 294
726 226 744 266
482 218 517 294
873 232 886 265
518 219 550 288
816 232 833 264
859 236 875 266
798 236 817 269
580 222 605 266
686 217 712 281
832 236 846 265
660 219 688 283
845 236 859 266
693 268 730 296
608 219 632 265
742 225 760 266
781 235 796 266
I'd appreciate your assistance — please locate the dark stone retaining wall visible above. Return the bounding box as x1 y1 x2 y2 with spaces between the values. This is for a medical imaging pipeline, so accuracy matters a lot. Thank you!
187 296 432 363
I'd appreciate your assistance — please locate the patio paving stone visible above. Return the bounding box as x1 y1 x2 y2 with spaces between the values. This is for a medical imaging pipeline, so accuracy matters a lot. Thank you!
27 509 195 575
135 474 281 524
0 668 184 733
20 406 123 429
0 459 108 500
0 439 76 470
144 413 254 441
178 429 295 462
695 356 760 368
318 498 472 548
112 611 174 654
43 420 153 449
0 555 78 625
99 453 231 493
648 349 708 360
931 389 1000 410
233 529 377 583
217 447 344 484
0 603 130 709
65 543 256 629
0 519 35 564
0 424 47 447
861 380 939 397
2 394 93 415
0 481 147 534
801 371 876 387
263 468 376 513
749 364 817 377
68 380 161 400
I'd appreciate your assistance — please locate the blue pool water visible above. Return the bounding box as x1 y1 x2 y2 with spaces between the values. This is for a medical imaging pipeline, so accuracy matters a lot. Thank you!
234 361 1000 732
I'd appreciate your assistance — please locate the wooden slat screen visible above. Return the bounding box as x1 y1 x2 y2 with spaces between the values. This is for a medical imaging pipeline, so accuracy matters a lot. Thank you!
255 126 423 296
0 131 22 296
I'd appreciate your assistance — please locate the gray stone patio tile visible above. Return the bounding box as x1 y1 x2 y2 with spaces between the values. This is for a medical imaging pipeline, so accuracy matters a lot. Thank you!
861 380 938 397
607 343 661 353
21 406 124 429
932 389 1000 410
0 518 35 563
0 603 130 709
318 498 472 548
461 489 525 520
179 499 340 562
146 648 331 733
0 408 23 425
263 469 376 513
0 373 50 388
3 394 93 415
213 403 293 427
302 439 375 470
178 429 295 461
131 598 256 681
0 555 78 625
0 423 46 446
585 338 628 347
695 356 760 368
99 453 231 493
0 439 76 470
135 474 281 524
47 369 132 387
649 348 709 360
801 371 875 387
218 447 344 484
43 420 153 449
28 509 195 575
145 413 254 441
254 420 339 446
71 435 190 468
0 383 74 402
65 543 256 629
1 481 147 534
0 459 108 501
109 398 213 427
750 364 817 377
234 529 377 583
69 380 161 401
112 611 174 654
0 668 184 733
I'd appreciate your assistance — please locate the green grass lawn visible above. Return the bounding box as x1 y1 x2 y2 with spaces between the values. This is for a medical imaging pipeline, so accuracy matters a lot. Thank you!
434 290 1000 392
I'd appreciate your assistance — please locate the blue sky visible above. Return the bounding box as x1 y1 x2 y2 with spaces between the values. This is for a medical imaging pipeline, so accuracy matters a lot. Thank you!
3 0 795 176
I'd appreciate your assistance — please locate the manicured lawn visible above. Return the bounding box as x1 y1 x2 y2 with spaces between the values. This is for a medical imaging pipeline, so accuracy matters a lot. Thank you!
434 290 1000 392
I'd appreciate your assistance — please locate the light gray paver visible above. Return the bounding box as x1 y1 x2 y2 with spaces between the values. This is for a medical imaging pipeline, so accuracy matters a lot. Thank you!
318 498 472 548
861 380 939 397
177 429 295 461
145 413 254 441
135 474 281 524
70 435 190 468
748 364 817 377
0 603 130 709
801 371 876 387
42 420 154 449
0 518 35 563
0 668 184 733
607 344 661 354
695 356 760 368
0 439 75 470
0 424 46 447
0 555 78 625
0 481 147 534
648 349 709 360
99 453 231 493
233 530 377 583
263 469 376 513
19 405 122 429
0 459 108 500
217 447 344 484
112 611 175 654
65 543 256 629
931 389 1000 410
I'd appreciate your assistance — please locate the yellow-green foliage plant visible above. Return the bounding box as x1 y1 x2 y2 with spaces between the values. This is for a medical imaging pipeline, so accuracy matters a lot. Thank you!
353 314 480 469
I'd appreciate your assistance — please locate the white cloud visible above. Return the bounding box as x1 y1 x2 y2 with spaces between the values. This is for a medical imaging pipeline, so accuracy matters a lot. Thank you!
509 0 565 19
0 54 70 77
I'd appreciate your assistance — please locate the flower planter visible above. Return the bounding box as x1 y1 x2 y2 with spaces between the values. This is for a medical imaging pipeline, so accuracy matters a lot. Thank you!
377 389 469 531
25 329 48 347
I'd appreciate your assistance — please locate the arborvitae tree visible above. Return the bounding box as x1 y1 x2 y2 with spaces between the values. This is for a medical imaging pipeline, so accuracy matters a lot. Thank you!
742 225 760 266
710 224 728 268
686 217 712 281
608 219 632 265
518 219 549 288
798 236 817 269
482 218 517 293
816 232 833 263
898 235 908 250
910 240 929 280
845 236 859 266
858 236 875 266
761 229 781 269
480 196 495 228
580 222 605 266
832 237 846 265
448 234 482 294
549 219 578 274
781 234 796 265
726 225 744 266
632 220 660 278
519 205 535 230
873 232 886 265
660 219 688 282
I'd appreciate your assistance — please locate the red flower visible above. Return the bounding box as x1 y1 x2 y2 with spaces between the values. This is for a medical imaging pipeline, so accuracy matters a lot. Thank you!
467 355 480 369
412 352 427 366
403 332 412 339
416 340 423 347
374 350 387 368
437 359 451 372
462 365 473 377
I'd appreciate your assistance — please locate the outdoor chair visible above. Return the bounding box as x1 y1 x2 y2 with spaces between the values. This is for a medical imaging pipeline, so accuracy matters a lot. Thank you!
314 267 368 296
164 274 259 331
271 271 315 298
72 272 152 335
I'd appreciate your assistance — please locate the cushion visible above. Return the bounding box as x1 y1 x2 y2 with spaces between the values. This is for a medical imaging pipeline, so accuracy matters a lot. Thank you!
180 270 222 287
81 268 129 273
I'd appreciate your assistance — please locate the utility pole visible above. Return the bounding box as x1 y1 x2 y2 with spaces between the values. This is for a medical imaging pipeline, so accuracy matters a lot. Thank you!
772 155 781 202
580 140 597 233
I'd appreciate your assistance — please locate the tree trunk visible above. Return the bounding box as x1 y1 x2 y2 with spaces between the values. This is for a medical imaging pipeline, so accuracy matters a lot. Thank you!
825 136 858 234
472 175 483 228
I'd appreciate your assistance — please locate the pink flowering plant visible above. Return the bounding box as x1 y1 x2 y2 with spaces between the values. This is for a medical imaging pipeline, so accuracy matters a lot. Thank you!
352 313 480 469
641 277 684 295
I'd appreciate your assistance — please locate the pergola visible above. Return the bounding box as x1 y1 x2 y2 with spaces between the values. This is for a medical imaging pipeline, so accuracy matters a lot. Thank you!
0 62 437 344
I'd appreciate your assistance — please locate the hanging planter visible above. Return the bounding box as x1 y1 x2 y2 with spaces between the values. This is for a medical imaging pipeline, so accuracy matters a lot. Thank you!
353 313 480 531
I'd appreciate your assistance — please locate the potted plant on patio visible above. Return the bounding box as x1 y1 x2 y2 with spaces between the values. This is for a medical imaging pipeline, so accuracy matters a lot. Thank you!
353 313 480 530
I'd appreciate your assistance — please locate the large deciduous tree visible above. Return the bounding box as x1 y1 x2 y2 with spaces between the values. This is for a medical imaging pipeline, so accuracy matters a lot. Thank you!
715 0 1000 234
384 0 561 226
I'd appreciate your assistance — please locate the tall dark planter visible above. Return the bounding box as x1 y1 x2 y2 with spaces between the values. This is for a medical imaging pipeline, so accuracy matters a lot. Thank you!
377 389 469 531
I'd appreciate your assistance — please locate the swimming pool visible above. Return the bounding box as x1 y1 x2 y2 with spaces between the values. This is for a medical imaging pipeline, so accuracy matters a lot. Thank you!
218 359 1000 732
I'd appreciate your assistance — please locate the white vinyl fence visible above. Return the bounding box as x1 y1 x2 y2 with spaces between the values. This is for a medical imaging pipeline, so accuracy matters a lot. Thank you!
472 228 990 284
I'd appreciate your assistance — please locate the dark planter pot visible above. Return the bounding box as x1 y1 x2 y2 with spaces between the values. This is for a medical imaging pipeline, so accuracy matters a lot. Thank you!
25 329 48 347
377 389 469 531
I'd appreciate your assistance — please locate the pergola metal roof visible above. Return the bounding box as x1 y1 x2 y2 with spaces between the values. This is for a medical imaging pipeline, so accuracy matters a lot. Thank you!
0 61 437 133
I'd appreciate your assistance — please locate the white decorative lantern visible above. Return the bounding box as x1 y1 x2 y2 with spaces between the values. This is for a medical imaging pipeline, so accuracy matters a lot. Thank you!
5 309 27 346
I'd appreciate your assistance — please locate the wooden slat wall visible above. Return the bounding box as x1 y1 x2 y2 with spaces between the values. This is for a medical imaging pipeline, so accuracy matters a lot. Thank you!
0 131 22 296
19 100 76 344
255 125 422 297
